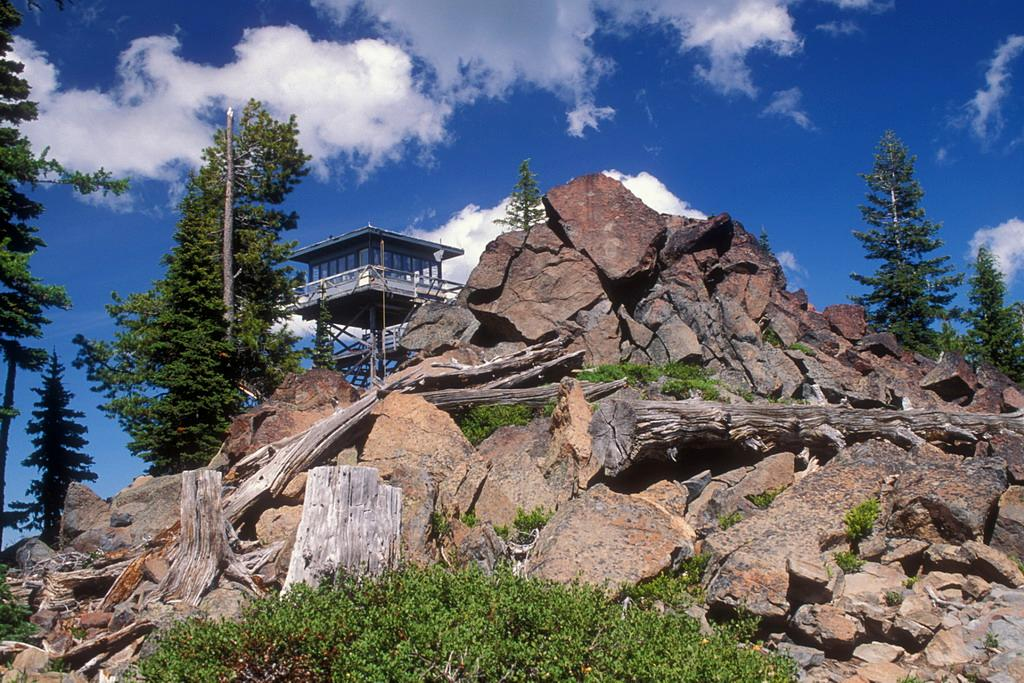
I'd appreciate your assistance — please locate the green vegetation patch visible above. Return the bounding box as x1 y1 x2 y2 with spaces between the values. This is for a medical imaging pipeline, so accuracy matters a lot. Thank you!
787 342 815 356
0 565 34 642
456 404 535 445
746 486 788 510
621 554 710 609
718 511 743 530
577 362 662 385
833 551 864 574
844 498 881 547
135 565 796 682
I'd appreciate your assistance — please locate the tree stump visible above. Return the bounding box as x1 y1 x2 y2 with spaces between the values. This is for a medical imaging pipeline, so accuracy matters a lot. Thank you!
284 465 402 589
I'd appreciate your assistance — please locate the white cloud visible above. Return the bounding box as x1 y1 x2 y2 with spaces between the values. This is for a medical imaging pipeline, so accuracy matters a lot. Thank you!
970 217 1024 282
409 199 511 284
965 34 1024 143
12 27 450 180
567 101 616 137
277 314 317 339
776 250 805 274
601 170 706 218
761 87 814 129
815 20 860 36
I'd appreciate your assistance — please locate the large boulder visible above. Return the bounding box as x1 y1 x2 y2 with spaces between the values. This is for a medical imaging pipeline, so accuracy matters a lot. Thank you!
467 223 606 343
399 302 479 356
360 393 483 565
992 486 1024 560
59 483 111 548
885 454 1006 544
528 484 695 587
823 304 867 341
545 172 666 282
110 474 183 545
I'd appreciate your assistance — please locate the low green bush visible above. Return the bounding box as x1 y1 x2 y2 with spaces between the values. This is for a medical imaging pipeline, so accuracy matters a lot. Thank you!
456 404 534 445
884 590 903 606
135 565 797 682
833 550 864 574
621 554 710 609
429 511 451 540
746 486 788 510
662 377 722 402
844 498 880 547
0 565 34 642
718 511 743 530
762 327 783 348
787 342 815 355
577 362 661 385
460 511 477 528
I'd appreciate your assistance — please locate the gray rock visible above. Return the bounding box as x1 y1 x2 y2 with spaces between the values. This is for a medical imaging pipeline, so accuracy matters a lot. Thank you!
992 486 1024 561
59 482 110 547
110 473 183 544
789 603 865 657
775 642 825 669
399 302 479 356
109 512 134 528
919 352 977 403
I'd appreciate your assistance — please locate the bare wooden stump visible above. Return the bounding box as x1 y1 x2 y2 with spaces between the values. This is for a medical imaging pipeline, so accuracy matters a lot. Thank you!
284 465 402 589
591 399 1024 476
154 470 258 606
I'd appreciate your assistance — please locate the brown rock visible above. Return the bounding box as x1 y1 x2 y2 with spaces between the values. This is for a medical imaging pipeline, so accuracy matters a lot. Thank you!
30 610 58 632
528 484 695 587
79 611 112 629
992 485 1024 560
990 431 1024 484
924 541 1024 587
653 318 702 363
852 642 906 664
923 627 976 668
852 661 910 683
10 647 49 674
255 505 303 547
466 230 522 294
662 213 734 259
279 471 307 504
856 333 902 358
473 421 563 528
919 352 977 402
454 524 506 573
468 223 606 342
399 302 479 356
362 393 480 565
789 603 865 657
546 173 666 282
270 369 359 411
885 456 1006 544
59 483 110 548
142 556 169 583
787 555 841 605
824 304 867 341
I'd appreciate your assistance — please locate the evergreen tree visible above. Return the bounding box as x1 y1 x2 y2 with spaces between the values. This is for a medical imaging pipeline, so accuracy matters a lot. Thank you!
0 0 125 543
494 159 545 233
964 247 1024 382
758 227 773 255
75 101 307 474
311 283 335 370
8 353 94 544
850 131 961 354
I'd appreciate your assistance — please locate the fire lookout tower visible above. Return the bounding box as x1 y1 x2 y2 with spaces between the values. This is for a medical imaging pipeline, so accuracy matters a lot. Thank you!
290 225 464 387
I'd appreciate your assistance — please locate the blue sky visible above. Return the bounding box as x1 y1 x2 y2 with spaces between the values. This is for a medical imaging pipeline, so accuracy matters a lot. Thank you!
4 0 1024 523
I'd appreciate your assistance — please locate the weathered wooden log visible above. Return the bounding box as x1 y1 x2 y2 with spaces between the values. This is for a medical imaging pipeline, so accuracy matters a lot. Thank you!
284 465 402 589
480 349 585 389
591 399 1024 476
402 337 572 391
37 561 130 612
418 378 627 410
223 391 380 522
154 470 259 606
62 620 155 672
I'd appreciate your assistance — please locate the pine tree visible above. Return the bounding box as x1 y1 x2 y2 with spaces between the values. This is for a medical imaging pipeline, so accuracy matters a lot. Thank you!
75 101 307 474
8 353 94 544
758 227 773 255
850 131 962 354
964 247 1024 382
494 159 545 233
0 0 125 544
311 283 335 369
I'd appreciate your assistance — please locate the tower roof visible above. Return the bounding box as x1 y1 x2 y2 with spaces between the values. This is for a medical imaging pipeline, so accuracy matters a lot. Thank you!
291 224 464 264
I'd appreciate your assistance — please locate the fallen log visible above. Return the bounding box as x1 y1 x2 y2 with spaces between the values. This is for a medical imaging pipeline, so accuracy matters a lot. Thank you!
154 470 260 606
62 620 155 672
418 378 627 410
591 399 1024 476
284 465 402 589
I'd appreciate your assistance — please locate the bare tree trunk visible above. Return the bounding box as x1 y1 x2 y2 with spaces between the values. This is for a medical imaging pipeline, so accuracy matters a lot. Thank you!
222 107 235 336
0 348 16 548
591 399 1024 476
284 465 401 589
155 470 258 606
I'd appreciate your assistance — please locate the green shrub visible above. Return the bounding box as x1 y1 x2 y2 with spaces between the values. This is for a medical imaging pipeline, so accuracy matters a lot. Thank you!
493 525 510 541
903 576 918 589
621 554 710 609
135 565 796 682
718 511 743 530
540 400 557 418
762 327 783 348
984 631 999 649
884 590 902 606
0 565 34 642
456 404 534 445
513 507 552 537
429 511 452 540
1012 554 1024 575
460 511 477 528
844 498 880 547
788 342 815 355
662 377 722 402
746 486 788 510
833 551 864 574
577 363 661 385
897 677 923 683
